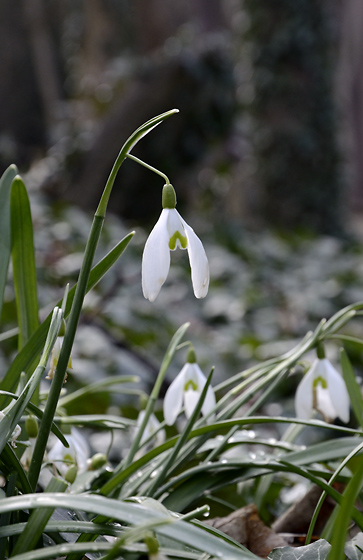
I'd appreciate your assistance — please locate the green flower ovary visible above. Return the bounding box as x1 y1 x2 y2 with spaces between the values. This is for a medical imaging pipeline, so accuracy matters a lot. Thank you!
169 231 187 250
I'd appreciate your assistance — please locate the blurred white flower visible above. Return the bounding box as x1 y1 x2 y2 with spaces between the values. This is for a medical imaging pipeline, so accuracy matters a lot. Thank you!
142 185 209 302
295 358 350 423
21 438 36 470
48 427 90 477
163 360 216 426
137 411 165 448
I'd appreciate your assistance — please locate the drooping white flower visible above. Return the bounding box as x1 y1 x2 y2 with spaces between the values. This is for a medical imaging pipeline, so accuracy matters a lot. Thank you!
295 358 350 423
142 184 209 302
47 427 90 477
163 350 216 426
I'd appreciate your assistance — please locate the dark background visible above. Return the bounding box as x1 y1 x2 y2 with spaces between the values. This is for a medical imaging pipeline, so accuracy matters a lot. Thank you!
1 0 361 235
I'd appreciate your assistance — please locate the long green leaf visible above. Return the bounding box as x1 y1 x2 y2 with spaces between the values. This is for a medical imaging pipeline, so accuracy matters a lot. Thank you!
0 232 134 406
341 349 363 428
0 390 67 446
12 477 68 556
0 164 17 322
0 307 63 455
11 176 39 350
0 493 258 560
0 444 32 494
328 458 363 560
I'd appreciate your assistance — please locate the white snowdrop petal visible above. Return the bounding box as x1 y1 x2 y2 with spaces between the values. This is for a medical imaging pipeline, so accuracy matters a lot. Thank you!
189 363 216 418
163 365 187 426
323 361 350 423
315 386 337 422
142 210 171 301
180 215 209 298
202 385 217 418
184 388 201 418
295 368 315 419
166 208 187 250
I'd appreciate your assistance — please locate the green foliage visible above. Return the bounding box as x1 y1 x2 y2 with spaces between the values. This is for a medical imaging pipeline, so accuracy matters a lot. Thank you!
0 111 363 559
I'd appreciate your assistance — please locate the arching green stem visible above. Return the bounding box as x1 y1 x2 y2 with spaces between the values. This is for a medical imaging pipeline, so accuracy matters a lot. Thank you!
126 153 171 185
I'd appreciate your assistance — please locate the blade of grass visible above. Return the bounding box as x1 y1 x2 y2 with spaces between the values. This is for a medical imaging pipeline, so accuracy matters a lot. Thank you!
0 390 67 446
340 348 363 428
119 322 190 472
11 176 39 352
11 477 68 556
0 232 134 407
328 457 363 560
0 492 258 560
28 110 178 491
306 439 363 545
146 368 214 498
0 164 17 322
0 472 16 560
0 307 63 455
0 444 32 494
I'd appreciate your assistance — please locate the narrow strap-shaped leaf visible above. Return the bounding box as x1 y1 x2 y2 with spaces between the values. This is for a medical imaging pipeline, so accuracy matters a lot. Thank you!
11 476 68 556
340 348 363 428
0 472 16 560
0 444 32 494
0 165 17 322
0 232 134 407
11 176 39 350
0 390 67 446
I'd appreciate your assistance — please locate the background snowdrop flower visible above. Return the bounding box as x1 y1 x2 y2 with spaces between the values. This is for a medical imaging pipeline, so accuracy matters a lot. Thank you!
295 358 350 423
48 427 90 477
142 183 209 302
163 347 216 426
136 410 165 448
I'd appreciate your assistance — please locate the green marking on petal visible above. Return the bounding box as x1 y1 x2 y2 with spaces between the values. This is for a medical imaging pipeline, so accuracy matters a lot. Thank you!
184 380 198 391
169 231 187 250
313 375 327 389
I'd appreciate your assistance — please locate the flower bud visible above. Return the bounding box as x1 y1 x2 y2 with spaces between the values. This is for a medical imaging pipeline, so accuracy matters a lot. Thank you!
25 416 38 438
90 453 107 470
65 464 77 484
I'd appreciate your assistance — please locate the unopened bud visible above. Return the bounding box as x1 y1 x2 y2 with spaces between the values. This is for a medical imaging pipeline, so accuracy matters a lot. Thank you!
25 416 38 438
90 453 107 470
65 464 77 484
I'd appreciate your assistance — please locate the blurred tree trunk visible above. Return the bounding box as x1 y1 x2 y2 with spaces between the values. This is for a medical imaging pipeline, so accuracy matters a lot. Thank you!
243 0 343 235
336 0 363 210
23 0 62 139
82 0 114 86
0 0 46 170
66 1 233 220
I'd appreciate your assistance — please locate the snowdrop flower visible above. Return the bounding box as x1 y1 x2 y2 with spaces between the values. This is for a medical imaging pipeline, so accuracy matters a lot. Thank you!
21 438 36 470
295 358 350 423
142 183 209 302
163 347 216 426
47 427 90 477
137 410 166 448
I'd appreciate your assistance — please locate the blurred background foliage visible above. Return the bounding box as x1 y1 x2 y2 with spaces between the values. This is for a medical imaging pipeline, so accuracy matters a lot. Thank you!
2 0 363 417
